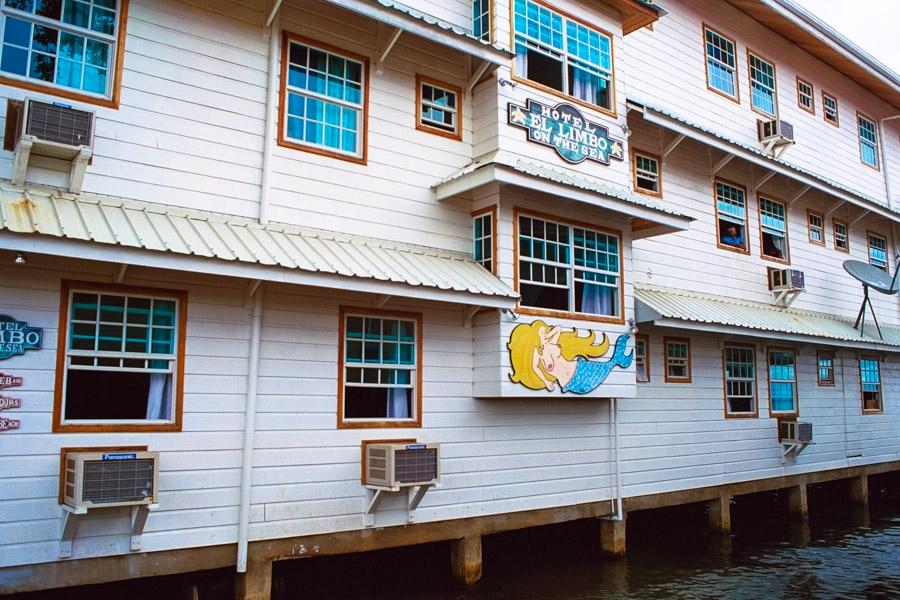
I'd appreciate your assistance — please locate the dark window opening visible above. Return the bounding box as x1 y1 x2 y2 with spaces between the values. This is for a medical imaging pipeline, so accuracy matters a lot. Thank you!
344 387 412 419
65 370 171 420
520 282 568 312
525 50 563 92
718 220 745 249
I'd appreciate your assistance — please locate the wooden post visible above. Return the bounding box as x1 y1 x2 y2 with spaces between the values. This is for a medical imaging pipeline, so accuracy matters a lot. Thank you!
451 535 482 585
599 517 626 557
787 483 809 520
235 558 273 600
849 474 869 505
708 493 731 534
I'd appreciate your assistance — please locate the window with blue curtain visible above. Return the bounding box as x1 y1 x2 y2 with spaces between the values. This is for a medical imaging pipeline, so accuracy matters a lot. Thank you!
859 357 882 411
64 289 179 423
704 26 736 98
0 0 120 97
868 233 887 271
749 53 777 116
858 114 879 168
343 314 417 422
513 0 612 110
285 39 364 157
768 350 796 413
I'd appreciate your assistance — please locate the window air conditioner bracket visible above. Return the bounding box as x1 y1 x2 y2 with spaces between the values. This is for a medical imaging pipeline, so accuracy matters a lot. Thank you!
781 441 812 464
59 503 157 558
363 483 435 526
12 134 93 193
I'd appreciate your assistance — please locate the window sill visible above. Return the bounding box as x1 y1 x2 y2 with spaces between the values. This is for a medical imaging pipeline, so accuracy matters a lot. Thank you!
716 242 750 255
338 419 422 429
277 137 366 165
0 75 119 109
664 376 692 384
706 84 740 105
861 409 884 415
53 422 181 433
416 122 462 142
517 306 625 325
725 411 759 419
761 254 790 265
510 75 617 120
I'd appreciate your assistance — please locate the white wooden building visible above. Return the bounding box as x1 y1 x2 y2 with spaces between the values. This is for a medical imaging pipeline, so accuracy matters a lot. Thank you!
0 0 897 598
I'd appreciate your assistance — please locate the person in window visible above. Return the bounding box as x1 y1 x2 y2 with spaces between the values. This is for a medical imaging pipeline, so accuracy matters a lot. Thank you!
763 235 784 259
721 224 743 247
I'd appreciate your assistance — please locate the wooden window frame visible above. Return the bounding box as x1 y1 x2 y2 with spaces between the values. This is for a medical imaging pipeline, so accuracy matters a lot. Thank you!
796 77 814 115
858 354 883 414
472 205 498 275
702 23 740 104
337 306 424 429
807 210 825 246
635 334 650 383
416 74 462 141
817 351 835 387
513 207 626 325
822 91 839 127
857 111 880 171
632 149 663 198
833 219 850 253
664 337 691 383
866 230 888 272
746 49 779 118
723 343 759 419
0 0 130 109
767 347 798 418
53 280 187 433
758 194 790 264
714 178 750 255
509 0 618 118
277 32 370 165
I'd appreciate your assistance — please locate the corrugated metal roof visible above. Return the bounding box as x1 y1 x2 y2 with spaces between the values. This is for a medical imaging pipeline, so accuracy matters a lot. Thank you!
635 284 900 348
435 152 691 219
375 0 508 52
631 99 891 212
0 186 518 300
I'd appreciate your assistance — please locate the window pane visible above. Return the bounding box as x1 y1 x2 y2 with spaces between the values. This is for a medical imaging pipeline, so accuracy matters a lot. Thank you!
65 370 172 420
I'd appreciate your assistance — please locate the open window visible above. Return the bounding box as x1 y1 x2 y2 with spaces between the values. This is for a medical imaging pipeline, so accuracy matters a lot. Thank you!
817 351 834 386
833 219 849 253
759 196 789 262
633 151 662 197
859 356 882 413
715 180 748 253
635 335 650 382
724 344 756 417
808 210 824 246
867 232 887 271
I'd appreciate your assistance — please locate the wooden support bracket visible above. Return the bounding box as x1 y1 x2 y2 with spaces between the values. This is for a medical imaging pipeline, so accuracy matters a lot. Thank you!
712 153 734 175
375 26 402 75
59 506 84 558
788 185 811 206
753 170 776 192
663 133 685 157
11 136 33 186
130 505 152 551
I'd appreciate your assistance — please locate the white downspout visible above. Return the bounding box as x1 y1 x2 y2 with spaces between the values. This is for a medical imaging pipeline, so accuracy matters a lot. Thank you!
237 287 264 573
611 397 623 520
259 16 281 224
878 115 900 210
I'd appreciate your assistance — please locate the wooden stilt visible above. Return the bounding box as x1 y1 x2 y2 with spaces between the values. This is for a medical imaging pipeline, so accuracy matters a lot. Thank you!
451 535 482 585
849 474 869 505
599 518 626 557
235 558 273 600
788 484 809 520
708 493 731 534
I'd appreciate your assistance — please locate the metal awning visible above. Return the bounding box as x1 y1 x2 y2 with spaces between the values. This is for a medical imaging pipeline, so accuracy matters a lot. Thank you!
634 284 900 351
434 152 694 239
627 99 900 225
0 185 518 308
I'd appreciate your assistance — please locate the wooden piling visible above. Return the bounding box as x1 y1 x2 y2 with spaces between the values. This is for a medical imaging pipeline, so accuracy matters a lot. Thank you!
235 558 273 600
708 493 731 534
599 517 627 557
788 483 809 520
451 535 483 585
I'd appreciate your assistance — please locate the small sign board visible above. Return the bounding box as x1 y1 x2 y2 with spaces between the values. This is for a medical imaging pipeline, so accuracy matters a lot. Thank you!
102 453 137 461
0 396 21 411
0 417 20 431
0 315 43 360
507 99 625 165
0 373 23 390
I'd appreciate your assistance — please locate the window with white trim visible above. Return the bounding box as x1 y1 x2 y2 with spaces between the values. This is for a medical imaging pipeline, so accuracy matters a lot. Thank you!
513 0 613 110
749 52 776 116
342 313 418 423
858 114 879 168
635 335 649 383
860 356 882 412
473 210 493 272
797 78 814 113
473 0 490 42
704 26 736 99
665 338 690 382
834 220 849 252
760 196 788 261
817 352 834 385
0 0 122 98
418 77 459 137
725 345 755 415
808 211 824 245
823 93 838 126
518 214 620 317
283 38 364 157
768 350 796 414
634 152 661 196
868 232 887 271
716 180 747 251
61 287 181 425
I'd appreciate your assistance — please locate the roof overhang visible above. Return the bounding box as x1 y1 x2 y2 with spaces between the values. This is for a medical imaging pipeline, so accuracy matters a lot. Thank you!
434 157 694 239
629 101 900 226
723 0 900 111
597 0 665 35
321 0 513 67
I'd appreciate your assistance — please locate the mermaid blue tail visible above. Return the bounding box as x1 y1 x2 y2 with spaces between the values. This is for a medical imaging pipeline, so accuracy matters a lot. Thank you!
561 334 634 394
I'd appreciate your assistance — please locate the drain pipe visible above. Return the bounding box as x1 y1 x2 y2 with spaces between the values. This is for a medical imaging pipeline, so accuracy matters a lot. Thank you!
879 115 900 209
237 285 264 573
610 397 624 520
259 15 281 225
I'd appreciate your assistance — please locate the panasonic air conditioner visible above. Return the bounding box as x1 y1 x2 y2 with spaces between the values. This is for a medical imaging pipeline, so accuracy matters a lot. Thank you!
364 443 440 491
779 420 813 445
62 450 159 512
757 119 795 158
770 268 805 292
11 98 94 192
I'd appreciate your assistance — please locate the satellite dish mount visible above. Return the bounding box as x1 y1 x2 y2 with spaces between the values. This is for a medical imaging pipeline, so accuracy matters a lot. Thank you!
843 258 900 340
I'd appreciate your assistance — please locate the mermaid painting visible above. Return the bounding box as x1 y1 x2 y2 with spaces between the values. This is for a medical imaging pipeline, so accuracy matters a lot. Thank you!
507 320 633 394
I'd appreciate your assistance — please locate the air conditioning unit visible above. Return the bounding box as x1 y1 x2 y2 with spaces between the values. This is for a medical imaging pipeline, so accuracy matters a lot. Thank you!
757 119 795 158
364 443 440 491
11 98 94 192
779 420 813 445
770 268 805 292
62 450 159 512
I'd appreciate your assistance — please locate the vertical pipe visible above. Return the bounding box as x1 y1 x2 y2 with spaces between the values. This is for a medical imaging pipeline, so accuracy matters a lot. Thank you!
259 17 280 225
612 397 623 520
237 288 264 573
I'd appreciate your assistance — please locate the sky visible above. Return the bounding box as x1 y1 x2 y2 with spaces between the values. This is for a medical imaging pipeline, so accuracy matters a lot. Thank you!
792 0 900 74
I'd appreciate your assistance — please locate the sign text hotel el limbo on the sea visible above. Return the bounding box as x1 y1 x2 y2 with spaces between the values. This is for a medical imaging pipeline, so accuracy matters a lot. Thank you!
508 99 625 165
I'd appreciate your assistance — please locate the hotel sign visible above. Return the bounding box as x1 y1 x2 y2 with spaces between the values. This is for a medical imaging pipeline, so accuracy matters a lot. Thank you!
0 315 42 360
507 99 624 165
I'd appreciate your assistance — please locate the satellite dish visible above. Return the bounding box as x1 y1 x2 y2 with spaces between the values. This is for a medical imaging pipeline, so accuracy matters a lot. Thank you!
843 258 900 339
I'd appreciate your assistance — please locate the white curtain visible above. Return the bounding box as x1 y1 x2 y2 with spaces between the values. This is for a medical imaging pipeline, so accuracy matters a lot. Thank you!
570 69 600 104
386 388 410 419
515 47 528 78
582 283 615 316
146 373 171 420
